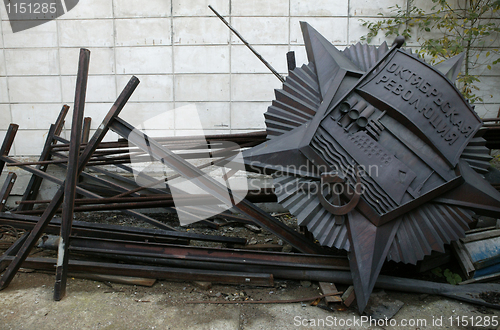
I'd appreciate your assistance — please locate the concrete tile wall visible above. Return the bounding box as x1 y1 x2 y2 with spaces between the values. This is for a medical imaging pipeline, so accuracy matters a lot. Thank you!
0 0 498 155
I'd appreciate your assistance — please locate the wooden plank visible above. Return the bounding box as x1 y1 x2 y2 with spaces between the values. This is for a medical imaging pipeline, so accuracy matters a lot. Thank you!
464 236 500 270
319 282 342 303
341 285 356 307
451 240 475 279
461 229 500 243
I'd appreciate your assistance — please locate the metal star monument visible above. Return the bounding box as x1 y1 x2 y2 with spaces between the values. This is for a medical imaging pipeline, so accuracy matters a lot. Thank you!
242 22 500 312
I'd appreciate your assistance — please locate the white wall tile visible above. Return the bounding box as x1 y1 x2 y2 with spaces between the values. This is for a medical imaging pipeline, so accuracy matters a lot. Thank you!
0 132 6 151
475 76 500 103
175 74 230 101
290 0 348 16
13 130 48 155
405 0 435 12
9 76 61 103
120 102 175 129
77 102 114 129
172 0 229 16
231 45 288 74
231 18 289 45
11 104 63 129
473 103 500 119
59 47 115 75
350 0 407 16
4 49 59 75
174 102 230 129
231 102 268 129
60 0 114 19
467 50 500 77
231 74 282 102
232 0 289 16
290 17 348 45
289 45 309 68
173 17 229 44
115 18 171 46
0 50 5 76
113 0 171 18
100 130 121 143
2 20 58 48
116 75 173 102
348 17 394 45
61 75 116 103
115 47 172 74
0 104 12 124
174 46 229 73
0 78 8 103
58 19 114 47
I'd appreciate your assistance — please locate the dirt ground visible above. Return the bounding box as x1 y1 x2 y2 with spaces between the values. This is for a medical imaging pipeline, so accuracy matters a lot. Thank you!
1 212 500 329
1 271 500 330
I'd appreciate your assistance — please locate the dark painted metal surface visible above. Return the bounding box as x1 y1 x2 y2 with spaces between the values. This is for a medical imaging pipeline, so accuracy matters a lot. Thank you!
0 124 18 176
0 173 16 212
2 256 275 287
243 22 500 312
54 48 91 300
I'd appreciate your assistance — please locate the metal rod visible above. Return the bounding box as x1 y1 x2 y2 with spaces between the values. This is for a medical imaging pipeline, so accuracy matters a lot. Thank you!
2 257 275 287
209 5 285 83
81 117 91 144
0 213 245 245
0 173 16 212
54 48 91 301
0 232 29 272
0 124 19 176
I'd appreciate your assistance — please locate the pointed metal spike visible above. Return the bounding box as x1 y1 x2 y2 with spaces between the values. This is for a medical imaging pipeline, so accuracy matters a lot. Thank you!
435 160 500 217
346 210 401 313
299 22 363 98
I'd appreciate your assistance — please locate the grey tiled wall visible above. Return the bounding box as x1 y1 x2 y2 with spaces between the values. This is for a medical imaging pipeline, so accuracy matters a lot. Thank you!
0 0 498 155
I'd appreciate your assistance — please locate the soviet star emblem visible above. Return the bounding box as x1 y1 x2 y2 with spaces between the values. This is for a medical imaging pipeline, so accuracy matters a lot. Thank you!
243 22 500 312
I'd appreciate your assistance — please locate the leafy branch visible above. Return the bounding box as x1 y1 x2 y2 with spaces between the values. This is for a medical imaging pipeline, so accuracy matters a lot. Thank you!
360 0 500 103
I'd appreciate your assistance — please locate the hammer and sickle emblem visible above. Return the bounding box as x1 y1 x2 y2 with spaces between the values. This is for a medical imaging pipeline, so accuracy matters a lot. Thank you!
317 168 362 216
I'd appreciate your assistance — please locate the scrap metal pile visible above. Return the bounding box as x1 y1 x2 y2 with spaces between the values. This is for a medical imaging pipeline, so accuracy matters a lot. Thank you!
1 22 500 313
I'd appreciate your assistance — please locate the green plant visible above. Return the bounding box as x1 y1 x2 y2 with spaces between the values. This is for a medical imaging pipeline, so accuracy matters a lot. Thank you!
431 267 463 284
361 0 500 103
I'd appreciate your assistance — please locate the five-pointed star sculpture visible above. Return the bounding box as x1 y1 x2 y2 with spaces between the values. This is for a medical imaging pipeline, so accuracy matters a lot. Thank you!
242 22 500 312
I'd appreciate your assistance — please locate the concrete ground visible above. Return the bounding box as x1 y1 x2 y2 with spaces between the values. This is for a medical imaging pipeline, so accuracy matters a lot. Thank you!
1 272 499 330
